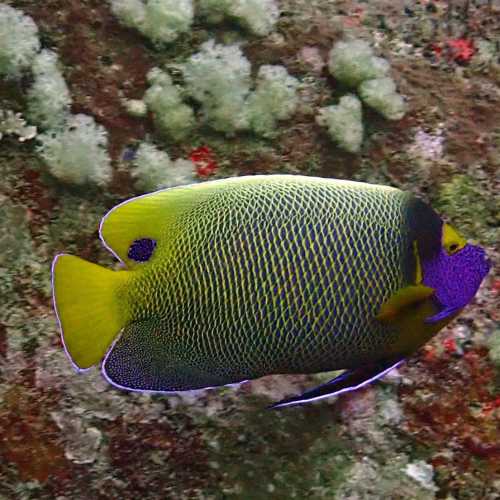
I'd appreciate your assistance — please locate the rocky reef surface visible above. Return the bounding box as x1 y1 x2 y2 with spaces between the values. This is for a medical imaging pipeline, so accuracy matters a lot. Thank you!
0 1 499 498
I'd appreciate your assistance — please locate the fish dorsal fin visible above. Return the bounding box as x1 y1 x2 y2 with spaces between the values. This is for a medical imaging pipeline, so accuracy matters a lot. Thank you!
99 183 213 267
376 284 435 322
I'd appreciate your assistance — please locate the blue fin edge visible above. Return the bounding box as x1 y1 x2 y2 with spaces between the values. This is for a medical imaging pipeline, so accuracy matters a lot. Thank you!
268 359 404 409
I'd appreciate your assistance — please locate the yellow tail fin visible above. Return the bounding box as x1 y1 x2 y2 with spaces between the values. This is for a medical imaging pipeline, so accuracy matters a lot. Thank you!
52 254 129 370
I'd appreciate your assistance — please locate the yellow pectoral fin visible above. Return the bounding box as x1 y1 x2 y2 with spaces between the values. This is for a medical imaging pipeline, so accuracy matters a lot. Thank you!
413 240 423 284
376 284 435 322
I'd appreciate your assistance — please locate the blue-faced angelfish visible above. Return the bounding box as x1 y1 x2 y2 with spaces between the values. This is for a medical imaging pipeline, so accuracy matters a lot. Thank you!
51 175 491 408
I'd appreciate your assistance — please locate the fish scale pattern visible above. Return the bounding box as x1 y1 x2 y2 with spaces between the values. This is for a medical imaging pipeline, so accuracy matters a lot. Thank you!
105 177 418 391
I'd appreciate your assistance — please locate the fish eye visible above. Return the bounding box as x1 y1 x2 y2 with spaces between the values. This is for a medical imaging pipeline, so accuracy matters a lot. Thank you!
446 242 460 255
128 238 156 262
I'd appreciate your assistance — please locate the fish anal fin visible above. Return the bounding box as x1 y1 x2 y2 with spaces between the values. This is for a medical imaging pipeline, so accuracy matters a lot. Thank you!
102 318 229 392
269 359 404 409
376 285 434 322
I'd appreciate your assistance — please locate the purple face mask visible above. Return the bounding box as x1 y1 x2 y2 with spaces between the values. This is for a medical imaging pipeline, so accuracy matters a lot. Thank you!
422 243 491 323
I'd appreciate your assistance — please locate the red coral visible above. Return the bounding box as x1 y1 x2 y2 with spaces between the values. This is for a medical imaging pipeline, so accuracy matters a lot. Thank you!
446 38 475 63
189 146 218 177
443 337 457 354
430 43 443 57
430 39 475 64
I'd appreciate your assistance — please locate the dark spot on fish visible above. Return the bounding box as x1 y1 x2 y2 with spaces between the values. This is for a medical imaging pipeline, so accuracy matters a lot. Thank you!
128 238 156 262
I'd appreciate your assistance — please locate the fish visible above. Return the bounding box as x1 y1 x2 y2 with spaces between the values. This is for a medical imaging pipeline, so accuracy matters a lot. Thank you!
51 175 491 408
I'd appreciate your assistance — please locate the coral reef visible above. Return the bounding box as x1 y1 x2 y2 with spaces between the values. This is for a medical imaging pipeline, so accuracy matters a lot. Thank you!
224 0 280 36
244 64 300 138
0 0 499 498
110 0 280 43
176 40 299 137
320 38 407 151
358 77 406 121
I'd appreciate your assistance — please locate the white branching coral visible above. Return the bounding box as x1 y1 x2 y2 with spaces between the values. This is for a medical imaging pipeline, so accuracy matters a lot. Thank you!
0 4 40 78
132 142 195 191
244 65 300 138
178 41 299 137
123 98 147 117
358 77 407 121
143 68 195 141
38 114 112 186
109 0 146 27
180 40 252 134
27 50 72 130
316 95 364 154
197 0 279 36
110 0 194 45
320 38 406 151
0 109 37 142
230 0 280 36
328 39 390 88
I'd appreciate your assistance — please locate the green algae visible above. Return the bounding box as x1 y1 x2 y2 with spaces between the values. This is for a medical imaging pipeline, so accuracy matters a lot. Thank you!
201 396 354 498
434 174 499 245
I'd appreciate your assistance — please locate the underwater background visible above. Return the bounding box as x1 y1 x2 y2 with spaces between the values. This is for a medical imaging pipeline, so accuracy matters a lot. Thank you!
0 0 499 498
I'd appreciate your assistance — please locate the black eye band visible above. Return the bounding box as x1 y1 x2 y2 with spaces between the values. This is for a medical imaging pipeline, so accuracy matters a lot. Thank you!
128 238 157 262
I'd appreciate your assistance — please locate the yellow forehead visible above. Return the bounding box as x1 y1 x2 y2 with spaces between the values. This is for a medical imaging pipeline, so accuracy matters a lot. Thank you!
442 223 467 253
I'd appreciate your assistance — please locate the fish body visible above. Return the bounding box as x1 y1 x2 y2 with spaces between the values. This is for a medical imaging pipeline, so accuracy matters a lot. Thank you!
52 175 490 405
